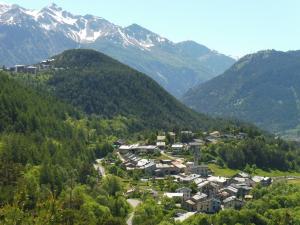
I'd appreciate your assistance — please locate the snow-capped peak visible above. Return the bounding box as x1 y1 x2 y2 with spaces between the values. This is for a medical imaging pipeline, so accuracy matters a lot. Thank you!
0 2 171 50
0 1 12 14
47 3 62 11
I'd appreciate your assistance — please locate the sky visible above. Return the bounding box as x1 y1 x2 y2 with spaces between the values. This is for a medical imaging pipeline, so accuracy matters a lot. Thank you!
3 0 300 57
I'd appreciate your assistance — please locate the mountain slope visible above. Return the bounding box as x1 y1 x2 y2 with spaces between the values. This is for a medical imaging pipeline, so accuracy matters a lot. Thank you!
0 72 135 224
183 50 300 137
0 3 235 97
42 49 234 131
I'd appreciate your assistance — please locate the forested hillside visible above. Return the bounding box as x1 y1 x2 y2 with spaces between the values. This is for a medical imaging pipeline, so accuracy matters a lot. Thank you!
38 49 239 132
0 73 129 224
183 50 300 139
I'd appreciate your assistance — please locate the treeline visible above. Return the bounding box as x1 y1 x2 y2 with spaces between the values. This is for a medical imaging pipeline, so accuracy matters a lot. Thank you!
202 136 300 171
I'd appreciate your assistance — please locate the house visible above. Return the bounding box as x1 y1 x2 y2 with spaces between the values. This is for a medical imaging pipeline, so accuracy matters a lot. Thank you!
181 131 193 135
193 177 205 185
118 144 139 154
143 162 156 174
171 143 185 154
198 181 220 197
205 138 219 144
156 141 166 149
155 163 179 176
114 139 126 147
184 199 197 211
218 191 230 201
160 159 172 164
181 131 194 143
171 160 186 172
234 172 251 179
252 176 272 186
244 195 253 201
207 176 228 187
230 177 254 187
231 183 252 197
178 174 201 183
193 139 205 145
209 131 221 138
223 196 244 209
168 132 176 143
197 180 210 189
164 192 184 201
136 145 159 154
157 135 166 141
26 66 37 74
14 65 26 73
197 198 221 213
192 192 208 204
221 186 239 197
185 162 209 177
176 187 192 200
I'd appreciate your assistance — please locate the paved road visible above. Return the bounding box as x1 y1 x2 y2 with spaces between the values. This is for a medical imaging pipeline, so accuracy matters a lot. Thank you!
93 158 106 177
126 199 141 225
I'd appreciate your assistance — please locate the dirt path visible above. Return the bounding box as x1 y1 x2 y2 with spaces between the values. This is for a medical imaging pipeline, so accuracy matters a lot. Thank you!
126 199 141 225
94 158 106 177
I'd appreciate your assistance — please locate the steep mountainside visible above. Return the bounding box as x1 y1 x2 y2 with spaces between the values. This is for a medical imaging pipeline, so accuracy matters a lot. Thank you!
43 49 235 131
0 73 136 224
0 3 235 97
183 50 300 137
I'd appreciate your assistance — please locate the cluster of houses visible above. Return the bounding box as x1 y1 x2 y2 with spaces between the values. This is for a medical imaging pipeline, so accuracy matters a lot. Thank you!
118 139 210 177
116 130 248 177
164 171 272 214
1 59 55 74
116 131 272 215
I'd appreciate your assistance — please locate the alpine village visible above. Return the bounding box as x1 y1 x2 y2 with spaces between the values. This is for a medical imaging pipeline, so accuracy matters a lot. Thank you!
0 2 300 225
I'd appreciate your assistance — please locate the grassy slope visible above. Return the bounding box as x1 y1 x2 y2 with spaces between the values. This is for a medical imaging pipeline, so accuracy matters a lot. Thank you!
209 164 300 177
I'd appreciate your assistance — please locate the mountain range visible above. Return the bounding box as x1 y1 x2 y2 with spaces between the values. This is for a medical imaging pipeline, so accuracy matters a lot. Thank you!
183 50 300 139
0 2 235 97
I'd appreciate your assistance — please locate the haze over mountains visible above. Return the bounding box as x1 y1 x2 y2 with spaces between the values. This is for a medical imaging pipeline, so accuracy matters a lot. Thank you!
183 50 300 139
0 2 235 97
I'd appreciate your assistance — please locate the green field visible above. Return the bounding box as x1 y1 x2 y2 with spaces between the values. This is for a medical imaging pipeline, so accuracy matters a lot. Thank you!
208 164 239 177
254 169 300 177
287 179 300 186
208 164 300 177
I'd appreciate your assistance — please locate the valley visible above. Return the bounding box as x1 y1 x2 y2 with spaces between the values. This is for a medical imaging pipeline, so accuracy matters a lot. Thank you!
0 49 300 224
0 1 300 224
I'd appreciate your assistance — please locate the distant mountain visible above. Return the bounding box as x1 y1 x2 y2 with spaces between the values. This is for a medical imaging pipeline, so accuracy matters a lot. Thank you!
183 50 300 138
0 2 235 97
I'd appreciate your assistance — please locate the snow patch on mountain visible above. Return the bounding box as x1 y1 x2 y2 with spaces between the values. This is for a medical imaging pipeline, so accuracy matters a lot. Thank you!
0 1 11 14
0 3 169 49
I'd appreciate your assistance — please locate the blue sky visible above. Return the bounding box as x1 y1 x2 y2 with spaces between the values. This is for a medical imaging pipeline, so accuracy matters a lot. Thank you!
3 0 300 57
